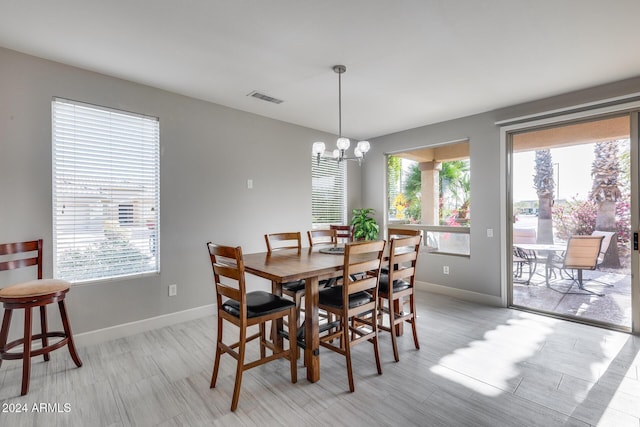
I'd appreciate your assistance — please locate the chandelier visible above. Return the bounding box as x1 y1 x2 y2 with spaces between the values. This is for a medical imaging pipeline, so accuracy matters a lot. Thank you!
312 65 370 165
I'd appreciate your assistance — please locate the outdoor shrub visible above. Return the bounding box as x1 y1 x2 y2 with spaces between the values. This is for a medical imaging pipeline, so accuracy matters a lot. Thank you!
553 195 630 245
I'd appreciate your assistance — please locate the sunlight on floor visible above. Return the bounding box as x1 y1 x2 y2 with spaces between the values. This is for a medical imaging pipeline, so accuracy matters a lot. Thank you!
430 313 559 396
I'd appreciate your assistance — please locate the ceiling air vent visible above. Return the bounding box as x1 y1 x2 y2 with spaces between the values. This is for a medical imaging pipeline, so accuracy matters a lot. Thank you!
247 91 283 104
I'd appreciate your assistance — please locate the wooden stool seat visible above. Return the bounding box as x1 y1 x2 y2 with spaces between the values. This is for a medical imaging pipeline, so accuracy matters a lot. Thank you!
0 239 82 396
0 279 70 299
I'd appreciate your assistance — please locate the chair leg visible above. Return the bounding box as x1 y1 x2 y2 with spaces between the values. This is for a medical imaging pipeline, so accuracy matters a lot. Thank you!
210 316 223 389
344 316 355 393
388 298 399 362
288 307 297 384
21 307 32 396
409 293 420 350
371 314 382 375
230 327 247 411
259 323 266 359
40 306 50 362
0 309 12 369
58 301 82 367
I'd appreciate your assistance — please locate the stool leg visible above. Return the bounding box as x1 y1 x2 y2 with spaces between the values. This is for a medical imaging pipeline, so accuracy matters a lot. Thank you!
40 306 50 362
0 309 13 369
21 306 32 396
58 301 82 367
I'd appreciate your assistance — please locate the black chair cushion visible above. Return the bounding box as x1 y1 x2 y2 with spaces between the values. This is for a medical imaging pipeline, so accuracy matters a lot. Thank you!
282 280 306 293
318 286 373 309
378 274 411 294
222 291 295 318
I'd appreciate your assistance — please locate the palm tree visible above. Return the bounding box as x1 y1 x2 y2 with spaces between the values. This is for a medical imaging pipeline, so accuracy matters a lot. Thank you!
387 156 402 217
439 160 469 223
590 140 621 267
533 150 554 243
404 163 422 221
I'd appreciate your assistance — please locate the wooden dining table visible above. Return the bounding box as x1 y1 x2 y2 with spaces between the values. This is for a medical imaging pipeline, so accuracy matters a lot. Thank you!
242 247 345 382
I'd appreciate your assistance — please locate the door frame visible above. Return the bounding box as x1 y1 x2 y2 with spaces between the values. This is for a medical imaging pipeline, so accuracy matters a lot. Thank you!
499 100 640 333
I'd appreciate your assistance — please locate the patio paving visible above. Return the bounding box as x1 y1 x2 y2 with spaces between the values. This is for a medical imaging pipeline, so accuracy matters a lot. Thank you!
513 267 632 329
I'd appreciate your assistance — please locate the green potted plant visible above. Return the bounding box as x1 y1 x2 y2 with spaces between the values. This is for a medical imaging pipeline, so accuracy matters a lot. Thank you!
351 208 379 240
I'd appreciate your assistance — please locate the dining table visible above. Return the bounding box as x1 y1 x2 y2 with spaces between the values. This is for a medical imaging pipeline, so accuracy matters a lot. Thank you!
242 247 346 382
513 242 567 285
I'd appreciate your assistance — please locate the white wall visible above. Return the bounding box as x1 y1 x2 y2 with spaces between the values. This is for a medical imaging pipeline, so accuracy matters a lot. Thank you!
2 45 639 340
0 47 361 339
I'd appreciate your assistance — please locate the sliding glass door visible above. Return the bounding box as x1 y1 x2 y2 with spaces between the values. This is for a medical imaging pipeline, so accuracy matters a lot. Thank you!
507 112 638 331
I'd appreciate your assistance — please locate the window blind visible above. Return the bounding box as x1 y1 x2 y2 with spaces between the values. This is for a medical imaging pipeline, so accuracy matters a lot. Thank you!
52 98 160 283
311 156 346 226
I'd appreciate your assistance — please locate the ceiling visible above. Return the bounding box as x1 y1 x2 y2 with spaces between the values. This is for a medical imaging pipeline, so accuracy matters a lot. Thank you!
1 1 640 140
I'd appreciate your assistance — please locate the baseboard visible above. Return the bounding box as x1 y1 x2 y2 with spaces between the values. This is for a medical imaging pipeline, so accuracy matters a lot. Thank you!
73 283 500 348
415 281 503 307
74 304 216 348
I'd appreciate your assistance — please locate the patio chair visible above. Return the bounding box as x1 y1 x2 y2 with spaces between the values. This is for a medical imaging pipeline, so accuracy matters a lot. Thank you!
591 230 616 269
547 235 605 296
513 228 537 285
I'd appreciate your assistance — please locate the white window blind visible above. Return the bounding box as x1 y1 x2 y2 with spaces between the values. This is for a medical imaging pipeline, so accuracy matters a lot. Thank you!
312 156 346 226
52 98 160 283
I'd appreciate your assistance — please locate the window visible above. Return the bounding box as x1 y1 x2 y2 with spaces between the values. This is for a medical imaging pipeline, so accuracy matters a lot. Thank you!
52 98 160 283
312 157 346 226
386 139 470 256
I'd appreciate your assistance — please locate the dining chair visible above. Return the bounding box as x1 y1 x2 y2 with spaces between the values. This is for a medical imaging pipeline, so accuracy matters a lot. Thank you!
318 239 386 392
330 225 353 244
547 235 605 296
377 234 421 362
264 232 306 330
206 242 297 411
307 229 337 247
0 239 82 396
383 228 422 273
387 227 422 239
308 229 339 288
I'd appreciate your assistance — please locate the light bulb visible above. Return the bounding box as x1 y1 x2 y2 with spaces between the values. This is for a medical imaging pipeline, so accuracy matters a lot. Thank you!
336 137 350 150
312 141 325 155
356 140 370 154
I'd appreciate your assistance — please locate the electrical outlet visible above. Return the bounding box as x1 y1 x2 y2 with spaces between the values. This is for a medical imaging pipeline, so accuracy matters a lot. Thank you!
168 284 177 297
443 266 449 275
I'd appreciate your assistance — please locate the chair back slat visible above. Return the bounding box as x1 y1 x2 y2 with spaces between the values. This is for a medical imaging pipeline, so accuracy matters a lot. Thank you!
348 275 378 294
393 266 415 282
307 229 337 247
0 239 43 279
265 232 302 253
387 228 422 239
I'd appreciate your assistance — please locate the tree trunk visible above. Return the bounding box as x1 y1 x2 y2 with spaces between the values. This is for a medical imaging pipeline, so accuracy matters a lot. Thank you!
595 200 620 268
537 195 554 244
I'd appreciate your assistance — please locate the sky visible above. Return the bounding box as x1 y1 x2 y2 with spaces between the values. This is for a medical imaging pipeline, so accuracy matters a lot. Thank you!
513 143 597 202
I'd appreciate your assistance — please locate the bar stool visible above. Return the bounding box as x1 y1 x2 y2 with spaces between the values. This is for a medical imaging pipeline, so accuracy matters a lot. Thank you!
0 239 82 396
